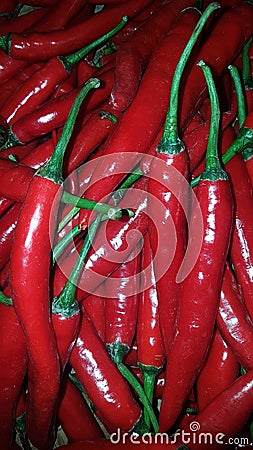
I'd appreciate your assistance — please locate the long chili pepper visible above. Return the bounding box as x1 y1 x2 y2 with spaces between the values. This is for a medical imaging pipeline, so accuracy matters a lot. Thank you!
159 61 234 432
0 0 153 61
104 250 141 365
1 69 114 150
196 328 239 412
0 299 27 450
0 17 127 127
179 1 253 131
218 262 253 371
69 309 143 433
0 8 48 35
57 377 103 443
147 5 220 358
110 0 195 111
10 78 100 450
77 5 204 230
225 147 253 322
136 232 165 428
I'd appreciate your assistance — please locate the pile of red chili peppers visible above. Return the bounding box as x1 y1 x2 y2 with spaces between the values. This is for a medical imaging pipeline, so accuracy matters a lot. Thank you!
0 0 253 449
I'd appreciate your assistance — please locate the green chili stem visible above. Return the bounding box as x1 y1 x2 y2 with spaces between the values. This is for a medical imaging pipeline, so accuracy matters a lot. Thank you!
117 362 159 434
0 290 12 306
142 371 156 429
99 110 118 124
242 37 253 90
53 225 82 263
159 2 220 154
228 64 246 128
61 191 129 217
197 60 227 181
37 78 100 184
60 17 127 71
58 206 80 233
52 215 102 313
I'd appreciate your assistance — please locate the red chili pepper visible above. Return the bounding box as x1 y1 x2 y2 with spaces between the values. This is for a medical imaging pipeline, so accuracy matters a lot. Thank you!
136 232 165 427
159 61 234 432
0 18 126 127
0 300 27 450
69 309 142 432
0 0 153 61
0 8 47 38
218 262 253 371
110 0 195 111
0 159 35 202
196 328 239 412
10 79 99 449
241 36 253 115
240 112 253 187
57 376 104 443
3 70 113 149
104 250 141 364
0 0 19 14
77 5 202 229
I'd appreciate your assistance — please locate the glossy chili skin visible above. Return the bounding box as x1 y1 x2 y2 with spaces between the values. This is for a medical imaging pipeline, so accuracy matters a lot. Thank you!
31 0 87 33
57 377 103 443
136 232 165 370
104 251 141 363
78 8 200 229
7 69 113 146
10 176 61 450
179 2 253 128
148 148 189 358
0 159 34 202
159 177 234 432
0 51 28 87
218 262 253 371
0 8 47 35
110 0 195 111
69 310 142 431
0 302 27 450
5 0 153 61
196 328 239 412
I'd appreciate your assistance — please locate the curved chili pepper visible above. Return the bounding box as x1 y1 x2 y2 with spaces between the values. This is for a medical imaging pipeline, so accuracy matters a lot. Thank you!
57 376 103 443
110 0 195 111
10 79 100 450
0 0 153 61
159 61 234 432
218 262 253 371
0 17 127 127
2 70 113 149
77 5 203 229
0 8 48 35
0 159 34 202
196 328 239 412
69 309 142 432
0 300 27 450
